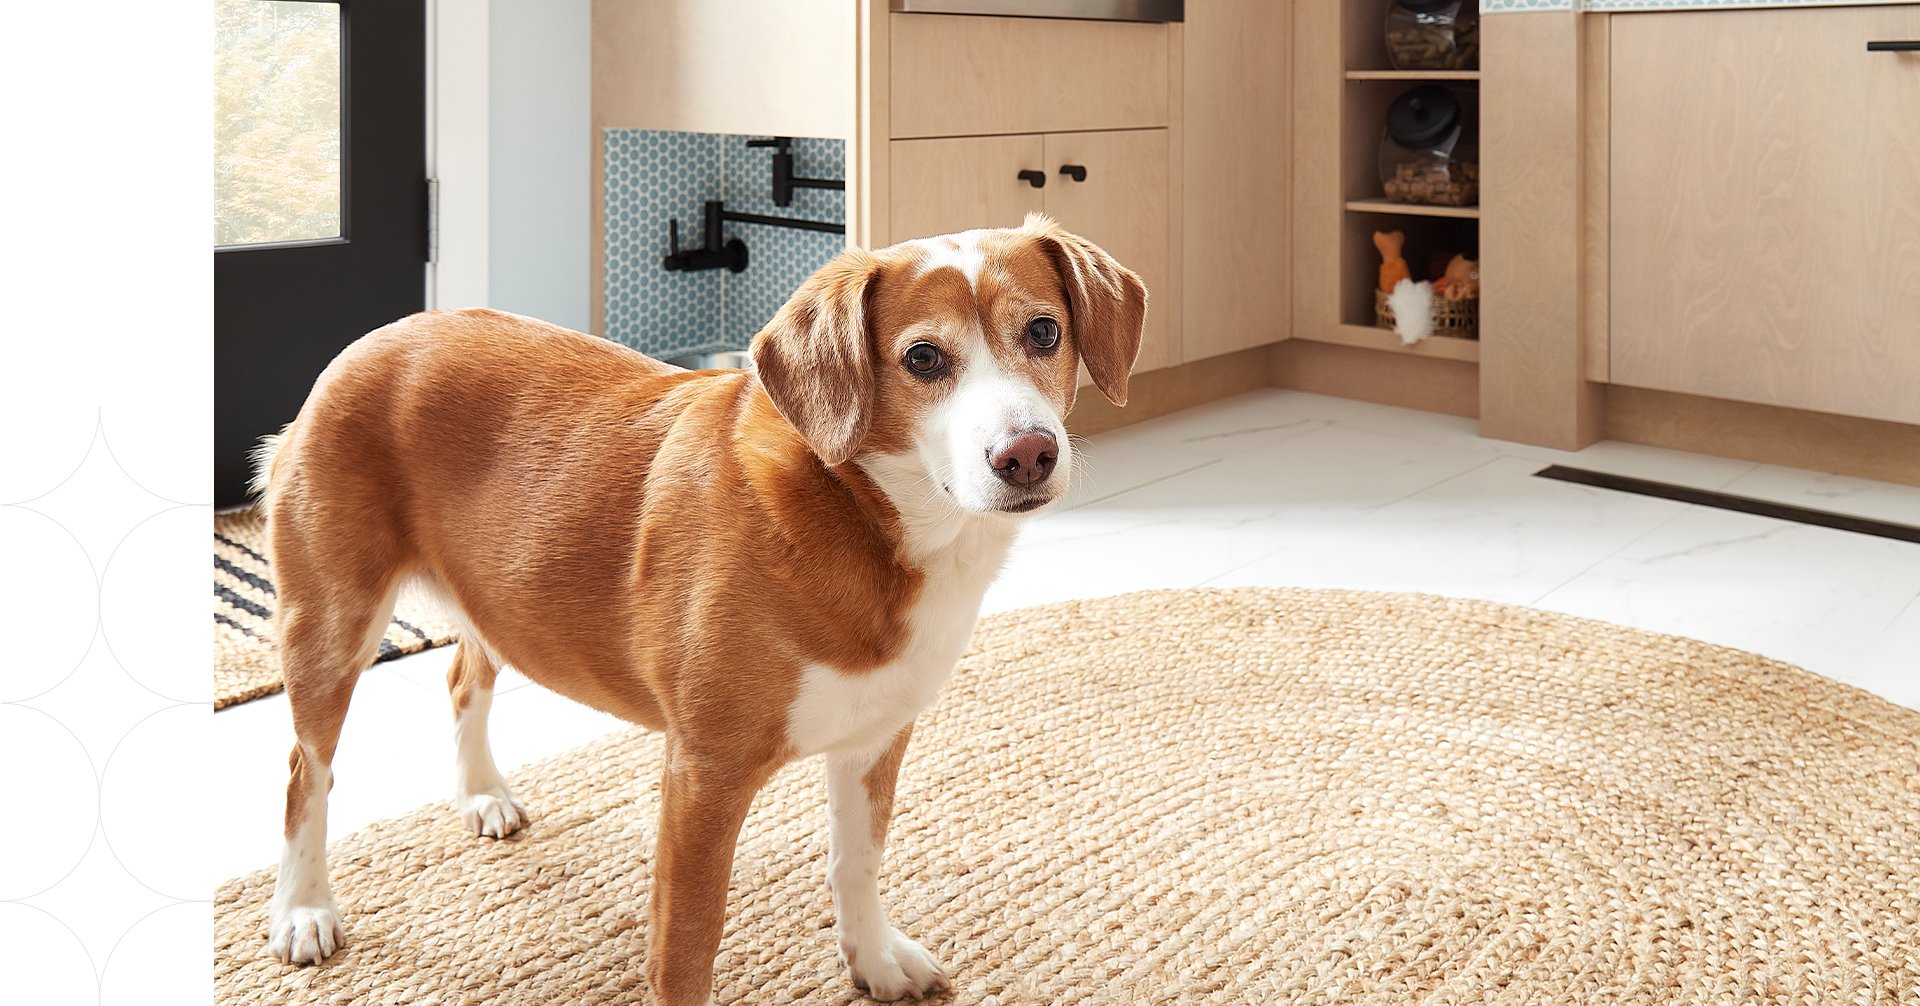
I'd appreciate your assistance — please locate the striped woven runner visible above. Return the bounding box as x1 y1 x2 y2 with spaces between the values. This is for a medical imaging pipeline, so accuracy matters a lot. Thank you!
214 508 460 709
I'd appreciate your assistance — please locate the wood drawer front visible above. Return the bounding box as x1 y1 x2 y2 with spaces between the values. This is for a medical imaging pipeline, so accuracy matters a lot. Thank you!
888 134 1047 243
1609 5 1920 425
890 13 1169 138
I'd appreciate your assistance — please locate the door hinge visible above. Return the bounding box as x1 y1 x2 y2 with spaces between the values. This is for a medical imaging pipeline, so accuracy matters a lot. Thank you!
425 177 439 264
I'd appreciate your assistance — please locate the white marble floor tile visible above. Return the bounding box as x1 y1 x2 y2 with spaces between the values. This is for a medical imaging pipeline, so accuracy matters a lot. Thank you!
1209 479 1689 607
1098 388 1385 454
1414 455 1689 531
1055 432 1222 512
208 658 627 874
1849 596 1920 710
206 691 303 873
988 423 1499 614
1718 464 1920 526
985 519 1287 615
1082 424 1495 525
484 685 637 783
1533 506 1920 684
1332 404 1565 462
208 670 448 873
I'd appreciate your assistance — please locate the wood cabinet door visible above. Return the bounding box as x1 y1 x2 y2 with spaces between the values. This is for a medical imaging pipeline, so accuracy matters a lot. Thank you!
886 129 1173 375
1609 6 1920 424
888 134 1046 244
1044 128 1175 373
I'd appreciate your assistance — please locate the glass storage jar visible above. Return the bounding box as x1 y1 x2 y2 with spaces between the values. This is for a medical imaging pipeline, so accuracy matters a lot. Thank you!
1385 0 1479 71
1379 84 1478 207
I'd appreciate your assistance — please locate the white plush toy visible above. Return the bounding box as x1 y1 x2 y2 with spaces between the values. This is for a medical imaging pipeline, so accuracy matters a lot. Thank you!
1387 278 1434 345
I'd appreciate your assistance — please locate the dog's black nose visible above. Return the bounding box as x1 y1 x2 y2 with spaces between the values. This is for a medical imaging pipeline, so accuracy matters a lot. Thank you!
989 430 1058 487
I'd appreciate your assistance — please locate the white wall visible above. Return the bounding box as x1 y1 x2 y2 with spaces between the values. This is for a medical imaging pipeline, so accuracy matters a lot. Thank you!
488 0 590 331
431 0 590 333
431 0 491 312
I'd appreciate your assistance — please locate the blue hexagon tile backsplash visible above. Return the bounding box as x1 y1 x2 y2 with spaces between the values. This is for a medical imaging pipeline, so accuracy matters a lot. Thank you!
603 130 846 361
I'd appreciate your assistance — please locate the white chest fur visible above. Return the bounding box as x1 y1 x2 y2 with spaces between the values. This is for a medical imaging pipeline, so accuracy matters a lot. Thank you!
783 506 1020 758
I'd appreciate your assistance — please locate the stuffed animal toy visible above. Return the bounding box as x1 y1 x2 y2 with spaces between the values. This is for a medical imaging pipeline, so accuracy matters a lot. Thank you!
1374 230 1411 293
1387 278 1435 344
1433 254 1479 302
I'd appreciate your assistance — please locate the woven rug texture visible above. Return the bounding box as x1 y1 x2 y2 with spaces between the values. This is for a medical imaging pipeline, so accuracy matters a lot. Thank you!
213 588 1920 1004
215 507 461 709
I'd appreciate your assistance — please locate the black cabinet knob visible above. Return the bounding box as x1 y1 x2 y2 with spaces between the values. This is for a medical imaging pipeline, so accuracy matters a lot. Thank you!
1017 170 1047 188
1059 165 1087 182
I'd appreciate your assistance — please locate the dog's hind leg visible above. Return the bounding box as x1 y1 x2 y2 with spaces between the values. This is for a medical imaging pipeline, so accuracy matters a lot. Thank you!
266 570 400 965
445 638 527 838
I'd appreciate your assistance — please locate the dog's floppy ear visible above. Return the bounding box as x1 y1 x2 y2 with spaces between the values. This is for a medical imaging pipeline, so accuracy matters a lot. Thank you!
1023 212 1147 406
751 247 881 466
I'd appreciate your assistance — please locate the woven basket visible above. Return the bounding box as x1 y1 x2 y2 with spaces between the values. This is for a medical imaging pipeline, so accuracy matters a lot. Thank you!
1377 287 1479 340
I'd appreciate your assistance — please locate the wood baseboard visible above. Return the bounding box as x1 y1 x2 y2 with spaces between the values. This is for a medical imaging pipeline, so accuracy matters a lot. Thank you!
1606 385 1920 489
1271 339 1479 418
1066 345 1274 436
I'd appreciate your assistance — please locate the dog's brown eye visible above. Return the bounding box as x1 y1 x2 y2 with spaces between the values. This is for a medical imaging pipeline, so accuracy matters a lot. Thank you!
1027 317 1061 350
904 341 944 375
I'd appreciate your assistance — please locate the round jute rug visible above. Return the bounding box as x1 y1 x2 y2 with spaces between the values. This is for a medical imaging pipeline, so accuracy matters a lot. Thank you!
215 507 461 709
212 588 1920 1004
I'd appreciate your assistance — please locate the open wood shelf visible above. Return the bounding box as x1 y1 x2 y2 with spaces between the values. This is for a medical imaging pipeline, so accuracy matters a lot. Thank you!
1345 198 1479 219
1345 69 1480 81
1297 322 1482 363
1335 0 1482 341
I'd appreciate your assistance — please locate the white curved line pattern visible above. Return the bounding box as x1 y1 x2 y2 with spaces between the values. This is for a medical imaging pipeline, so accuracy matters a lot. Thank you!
0 407 211 998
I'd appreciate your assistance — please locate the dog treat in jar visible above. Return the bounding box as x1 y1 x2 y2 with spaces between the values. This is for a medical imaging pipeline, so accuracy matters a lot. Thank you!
1385 0 1479 71
1379 85 1478 207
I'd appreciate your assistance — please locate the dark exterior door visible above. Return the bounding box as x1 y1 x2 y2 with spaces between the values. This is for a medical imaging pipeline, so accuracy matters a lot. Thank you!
215 0 425 506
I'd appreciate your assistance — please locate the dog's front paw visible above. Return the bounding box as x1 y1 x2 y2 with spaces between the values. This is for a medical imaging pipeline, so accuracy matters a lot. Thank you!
846 928 949 1001
458 787 527 839
267 903 345 965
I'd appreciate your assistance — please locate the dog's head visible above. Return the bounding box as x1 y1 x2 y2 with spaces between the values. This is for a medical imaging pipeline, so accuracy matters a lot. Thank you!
751 214 1146 517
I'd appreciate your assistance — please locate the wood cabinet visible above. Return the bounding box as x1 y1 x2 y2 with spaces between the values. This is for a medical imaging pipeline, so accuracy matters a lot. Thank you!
1608 5 1920 426
888 13 1168 138
599 1 1292 383
889 129 1174 372
595 0 1920 485
887 134 1044 239
874 12 1180 375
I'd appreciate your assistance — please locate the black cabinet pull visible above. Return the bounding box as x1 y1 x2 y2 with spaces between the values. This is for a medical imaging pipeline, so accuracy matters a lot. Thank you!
1868 40 1920 51
1017 170 1047 188
1059 165 1087 182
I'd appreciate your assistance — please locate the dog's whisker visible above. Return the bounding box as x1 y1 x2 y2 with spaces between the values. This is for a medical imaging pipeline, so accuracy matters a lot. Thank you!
1064 440 1103 494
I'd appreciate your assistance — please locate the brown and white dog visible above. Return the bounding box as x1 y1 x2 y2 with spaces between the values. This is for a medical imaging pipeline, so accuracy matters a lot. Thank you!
254 213 1145 1003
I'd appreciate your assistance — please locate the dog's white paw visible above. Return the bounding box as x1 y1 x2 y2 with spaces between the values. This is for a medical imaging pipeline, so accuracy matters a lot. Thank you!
846 928 949 1001
267 903 346 965
458 787 527 839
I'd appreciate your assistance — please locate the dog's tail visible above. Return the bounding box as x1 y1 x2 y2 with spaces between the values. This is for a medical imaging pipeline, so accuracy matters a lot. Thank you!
248 424 295 506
